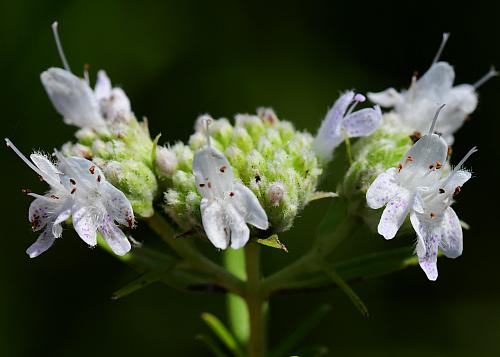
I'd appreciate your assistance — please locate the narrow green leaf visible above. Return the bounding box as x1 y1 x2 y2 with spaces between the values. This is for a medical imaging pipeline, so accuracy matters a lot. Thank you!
201 313 244 357
195 334 230 357
293 345 330 357
334 246 418 281
460 220 470 230
279 247 419 292
111 261 176 300
307 191 338 203
320 262 369 317
151 133 161 168
270 305 331 357
256 234 288 252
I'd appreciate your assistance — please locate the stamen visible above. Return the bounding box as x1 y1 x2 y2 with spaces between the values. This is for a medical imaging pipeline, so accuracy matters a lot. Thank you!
473 66 498 89
199 114 213 147
431 32 450 65
83 64 90 85
444 146 478 186
51 21 71 72
344 93 366 117
453 147 478 173
5 138 45 178
428 104 446 135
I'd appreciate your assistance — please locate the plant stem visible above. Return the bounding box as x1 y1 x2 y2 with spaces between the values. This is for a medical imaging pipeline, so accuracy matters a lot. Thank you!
224 249 250 344
146 213 245 296
245 242 266 357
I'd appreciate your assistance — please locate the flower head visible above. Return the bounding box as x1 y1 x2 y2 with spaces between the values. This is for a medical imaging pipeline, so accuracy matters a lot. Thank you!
314 91 382 162
5 138 134 257
193 117 269 249
365 106 476 280
368 33 497 144
40 22 131 130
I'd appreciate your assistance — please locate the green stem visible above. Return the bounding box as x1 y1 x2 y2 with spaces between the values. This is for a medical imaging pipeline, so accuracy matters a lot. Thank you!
245 242 266 357
146 213 245 296
224 249 250 344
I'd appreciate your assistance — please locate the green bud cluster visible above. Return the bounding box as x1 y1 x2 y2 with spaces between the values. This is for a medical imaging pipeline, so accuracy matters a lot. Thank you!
342 113 413 198
62 116 158 217
159 109 323 233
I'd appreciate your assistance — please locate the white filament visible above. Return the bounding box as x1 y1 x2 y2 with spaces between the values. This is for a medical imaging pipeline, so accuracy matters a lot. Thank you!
432 32 450 65
473 66 498 89
51 21 71 72
428 104 446 134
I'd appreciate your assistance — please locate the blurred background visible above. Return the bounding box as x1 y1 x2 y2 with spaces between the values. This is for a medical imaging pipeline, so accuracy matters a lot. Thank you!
1 0 499 356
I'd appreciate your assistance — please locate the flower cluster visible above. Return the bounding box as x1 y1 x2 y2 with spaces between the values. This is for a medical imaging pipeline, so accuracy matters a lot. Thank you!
160 111 324 233
5 24 493 284
5 139 134 257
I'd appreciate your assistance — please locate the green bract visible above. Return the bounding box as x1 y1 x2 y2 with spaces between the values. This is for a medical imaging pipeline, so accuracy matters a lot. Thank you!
62 115 159 217
160 110 323 233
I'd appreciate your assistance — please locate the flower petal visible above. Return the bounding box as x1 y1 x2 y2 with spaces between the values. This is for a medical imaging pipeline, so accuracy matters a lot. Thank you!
200 199 229 249
40 68 104 129
30 154 61 187
99 216 131 256
29 196 57 231
366 168 399 209
441 170 472 197
232 183 269 230
193 147 234 198
100 88 131 119
225 203 250 249
410 212 440 281
102 182 134 227
377 189 412 240
313 91 355 161
436 84 478 142
402 134 448 172
415 62 455 96
26 228 56 258
367 88 403 107
342 106 382 138
94 70 112 101
72 206 98 246
439 207 463 259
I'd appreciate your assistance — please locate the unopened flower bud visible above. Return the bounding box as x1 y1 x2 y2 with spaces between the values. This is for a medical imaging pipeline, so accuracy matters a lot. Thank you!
102 160 158 217
268 182 285 207
257 107 278 125
155 146 178 178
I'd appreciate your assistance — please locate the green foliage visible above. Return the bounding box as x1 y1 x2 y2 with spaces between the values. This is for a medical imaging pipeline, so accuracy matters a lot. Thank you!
256 234 288 252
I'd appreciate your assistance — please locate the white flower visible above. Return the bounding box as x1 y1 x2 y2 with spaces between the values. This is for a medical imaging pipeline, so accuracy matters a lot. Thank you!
368 34 497 144
314 91 382 162
94 70 132 120
41 68 131 129
365 108 476 280
5 138 134 258
40 22 131 129
193 117 269 249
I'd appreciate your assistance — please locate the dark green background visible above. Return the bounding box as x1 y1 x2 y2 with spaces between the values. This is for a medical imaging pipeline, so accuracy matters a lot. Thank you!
1 1 499 356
